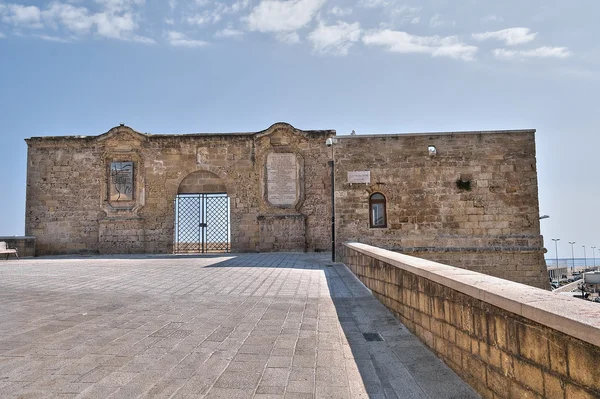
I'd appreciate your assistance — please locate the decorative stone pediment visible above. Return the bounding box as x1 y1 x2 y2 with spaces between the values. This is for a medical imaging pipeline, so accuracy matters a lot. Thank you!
98 125 146 217
255 122 297 140
96 124 148 150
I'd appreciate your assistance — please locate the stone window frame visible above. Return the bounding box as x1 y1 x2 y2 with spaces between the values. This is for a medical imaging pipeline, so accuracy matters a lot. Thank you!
369 192 387 228
100 151 145 215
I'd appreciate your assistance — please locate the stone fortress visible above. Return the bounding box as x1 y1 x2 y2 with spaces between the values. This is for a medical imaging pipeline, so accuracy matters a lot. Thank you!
25 122 548 288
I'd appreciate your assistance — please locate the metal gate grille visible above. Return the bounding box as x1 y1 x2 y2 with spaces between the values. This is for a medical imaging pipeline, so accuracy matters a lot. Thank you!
174 194 229 253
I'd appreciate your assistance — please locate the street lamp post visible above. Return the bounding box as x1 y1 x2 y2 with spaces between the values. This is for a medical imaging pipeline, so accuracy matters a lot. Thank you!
551 238 560 281
583 245 587 270
569 241 576 275
592 246 597 270
325 137 336 262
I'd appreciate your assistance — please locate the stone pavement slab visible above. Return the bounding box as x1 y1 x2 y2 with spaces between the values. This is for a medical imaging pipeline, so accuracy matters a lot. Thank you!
0 253 479 398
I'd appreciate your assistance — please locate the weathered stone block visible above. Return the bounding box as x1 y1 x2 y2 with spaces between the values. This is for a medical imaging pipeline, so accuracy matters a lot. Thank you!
567 340 600 390
548 335 568 376
487 367 509 396
565 384 597 399
463 355 487 387
542 372 564 399
513 359 544 394
509 382 540 399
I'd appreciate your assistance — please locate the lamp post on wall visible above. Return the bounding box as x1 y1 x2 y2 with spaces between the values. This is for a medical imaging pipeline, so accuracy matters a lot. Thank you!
551 238 560 281
569 242 576 275
582 245 587 270
325 137 336 263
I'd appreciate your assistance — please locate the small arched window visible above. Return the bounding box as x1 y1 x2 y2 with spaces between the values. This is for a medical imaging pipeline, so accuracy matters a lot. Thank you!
369 193 387 228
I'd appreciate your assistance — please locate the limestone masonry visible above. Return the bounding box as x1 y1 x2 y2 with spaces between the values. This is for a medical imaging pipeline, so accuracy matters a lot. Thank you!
25 122 549 288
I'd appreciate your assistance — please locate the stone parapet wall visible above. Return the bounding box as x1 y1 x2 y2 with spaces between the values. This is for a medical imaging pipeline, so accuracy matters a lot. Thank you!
0 236 35 257
415 250 548 289
343 242 600 399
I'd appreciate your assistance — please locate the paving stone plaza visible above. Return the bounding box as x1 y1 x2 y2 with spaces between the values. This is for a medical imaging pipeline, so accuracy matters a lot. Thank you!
0 253 479 398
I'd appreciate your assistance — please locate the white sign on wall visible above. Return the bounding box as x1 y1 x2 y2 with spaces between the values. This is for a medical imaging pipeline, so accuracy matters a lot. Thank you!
267 152 298 206
347 171 370 184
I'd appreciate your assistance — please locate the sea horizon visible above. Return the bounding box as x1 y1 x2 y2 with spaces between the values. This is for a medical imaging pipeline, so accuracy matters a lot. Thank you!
545 257 600 268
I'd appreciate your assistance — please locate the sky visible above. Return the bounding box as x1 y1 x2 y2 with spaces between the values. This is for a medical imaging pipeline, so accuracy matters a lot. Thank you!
0 0 599 260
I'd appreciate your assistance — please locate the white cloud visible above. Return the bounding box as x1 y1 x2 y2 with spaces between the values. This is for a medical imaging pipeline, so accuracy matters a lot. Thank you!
391 5 420 23
493 46 571 60
214 27 245 38
359 0 389 8
169 0 177 10
357 2 420 26
362 29 477 61
429 13 455 28
166 30 208 47
36 34 69 42
2 4 43 29
187 0 249 27
0 32 5 38
247 0 326 32
358 0 421 24
329 6 352 16
481 14 503 23
94 12 136 39
165 18 175 25
473 27 536 46
186 12 218 26
230 0 251 13
308 21 361 56
0 1 153 43
95 0 145 13
43 3 94 34
129 34 156 44
276 31 300 43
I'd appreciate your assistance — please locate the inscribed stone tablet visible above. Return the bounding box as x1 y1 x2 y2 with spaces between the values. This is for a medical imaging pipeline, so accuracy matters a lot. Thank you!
110 162 134 201
348 171 371 184
267 153 297 206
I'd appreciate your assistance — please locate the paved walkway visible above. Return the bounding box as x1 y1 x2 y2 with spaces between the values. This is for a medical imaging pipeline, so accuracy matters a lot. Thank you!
0 253 479 399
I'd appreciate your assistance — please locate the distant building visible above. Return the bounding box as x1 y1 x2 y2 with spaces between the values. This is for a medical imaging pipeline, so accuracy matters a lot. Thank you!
25 123 548 288
584 271 600 293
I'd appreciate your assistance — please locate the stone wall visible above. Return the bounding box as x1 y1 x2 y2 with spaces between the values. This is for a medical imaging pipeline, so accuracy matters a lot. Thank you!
0 236 35 257
257 214 306 252
25 123 334 255
26 141 102 255
25 124 548 288
343 242 600 399
333 130 548 288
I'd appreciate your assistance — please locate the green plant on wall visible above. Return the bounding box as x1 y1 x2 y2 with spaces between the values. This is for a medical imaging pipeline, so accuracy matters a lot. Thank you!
456 178 472 191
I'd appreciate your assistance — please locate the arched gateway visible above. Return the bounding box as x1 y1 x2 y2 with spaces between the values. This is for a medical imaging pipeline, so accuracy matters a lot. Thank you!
174 170 230 254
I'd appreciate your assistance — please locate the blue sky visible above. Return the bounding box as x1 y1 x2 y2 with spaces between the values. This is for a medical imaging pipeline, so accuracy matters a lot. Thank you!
1 0 599 260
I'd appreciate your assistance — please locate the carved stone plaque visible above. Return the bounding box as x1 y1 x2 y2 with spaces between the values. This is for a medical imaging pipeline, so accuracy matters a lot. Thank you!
348 171 371 184
110 162 134 201
267 153 297 206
